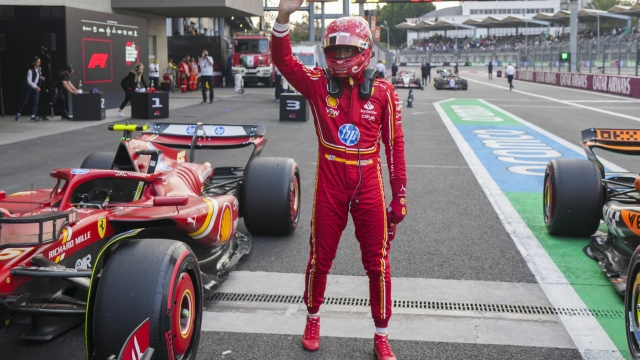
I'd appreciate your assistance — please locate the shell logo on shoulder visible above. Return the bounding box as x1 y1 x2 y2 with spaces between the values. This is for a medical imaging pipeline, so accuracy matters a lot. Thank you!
98 217 107 238
326 95 339 108
219 203 234 244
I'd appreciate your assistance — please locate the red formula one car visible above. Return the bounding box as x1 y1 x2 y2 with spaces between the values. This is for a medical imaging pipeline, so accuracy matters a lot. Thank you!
0 123 300 360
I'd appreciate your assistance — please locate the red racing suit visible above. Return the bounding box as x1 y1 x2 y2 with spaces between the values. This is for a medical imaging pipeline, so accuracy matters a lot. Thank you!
272 23 406 328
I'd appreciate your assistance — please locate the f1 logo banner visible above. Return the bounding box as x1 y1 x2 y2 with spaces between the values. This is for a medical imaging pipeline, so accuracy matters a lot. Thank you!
83 38 113 84
88 54 109 69
280 93 309 122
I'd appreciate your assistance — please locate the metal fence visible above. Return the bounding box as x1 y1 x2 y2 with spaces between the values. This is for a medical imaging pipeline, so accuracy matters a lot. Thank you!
395 50 519 67
517 35 640 75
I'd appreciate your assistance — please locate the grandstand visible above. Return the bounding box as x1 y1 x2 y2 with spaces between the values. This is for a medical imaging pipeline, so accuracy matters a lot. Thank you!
395 1 640 75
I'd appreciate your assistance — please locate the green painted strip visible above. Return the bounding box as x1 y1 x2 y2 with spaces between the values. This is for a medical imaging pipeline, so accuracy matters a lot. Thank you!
441 98 522 126
507 192 629 358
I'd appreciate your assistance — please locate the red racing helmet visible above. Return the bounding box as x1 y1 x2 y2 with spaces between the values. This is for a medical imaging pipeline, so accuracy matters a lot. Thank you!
322 17 374 79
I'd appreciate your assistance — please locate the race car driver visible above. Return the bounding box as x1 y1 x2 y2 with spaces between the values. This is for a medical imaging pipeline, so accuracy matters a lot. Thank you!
274 1 407 359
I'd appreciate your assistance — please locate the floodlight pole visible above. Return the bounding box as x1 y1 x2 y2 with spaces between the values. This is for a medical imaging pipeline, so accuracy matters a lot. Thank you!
321 2 325 41
569 0 578 72
385 20 390 49
597 14 600 66
525 21 528 69
310 3 315 41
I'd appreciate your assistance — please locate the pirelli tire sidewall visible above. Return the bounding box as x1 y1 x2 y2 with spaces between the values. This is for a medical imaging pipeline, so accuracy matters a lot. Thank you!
80 152 116 169
93 239 203 360
625 247 640 358
543 159 602 237
242 157 300 236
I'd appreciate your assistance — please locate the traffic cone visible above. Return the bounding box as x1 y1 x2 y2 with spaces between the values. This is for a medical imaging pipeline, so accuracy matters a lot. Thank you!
407 89 414 108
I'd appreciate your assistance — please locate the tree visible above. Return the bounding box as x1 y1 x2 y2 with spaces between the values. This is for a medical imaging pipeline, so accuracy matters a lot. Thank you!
589 0 617 11
588 0 636 30
285 4 322 42
377 3 436 48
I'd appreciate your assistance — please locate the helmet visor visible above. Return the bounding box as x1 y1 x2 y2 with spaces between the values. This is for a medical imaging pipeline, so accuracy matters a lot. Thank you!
323 32 370 50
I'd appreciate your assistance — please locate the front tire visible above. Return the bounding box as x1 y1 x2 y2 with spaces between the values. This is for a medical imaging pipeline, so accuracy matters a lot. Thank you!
626 248 640 358
93 239 202 360
543 159 602 237
462 79 468 90
242 157 300 236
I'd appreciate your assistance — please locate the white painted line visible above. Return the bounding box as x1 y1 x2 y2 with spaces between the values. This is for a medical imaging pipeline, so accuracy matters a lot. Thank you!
465 72 640 102
467 78 640 123
434 99 622 358
568 100 637 103
202 306 576 349
218 271 553 306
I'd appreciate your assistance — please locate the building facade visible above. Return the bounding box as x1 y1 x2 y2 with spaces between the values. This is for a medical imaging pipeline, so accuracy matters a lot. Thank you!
0 0 261 110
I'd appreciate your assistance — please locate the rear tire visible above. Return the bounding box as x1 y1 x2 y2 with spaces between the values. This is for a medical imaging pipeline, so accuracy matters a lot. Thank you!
543 159 602 237
242 157 300 236
435 78 443 90
462 79 468 90
80 152 115 169
93 239 202 360
625 248 640 357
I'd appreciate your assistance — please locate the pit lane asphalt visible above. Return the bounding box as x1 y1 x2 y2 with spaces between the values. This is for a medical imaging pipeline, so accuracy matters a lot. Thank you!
0 80 603 359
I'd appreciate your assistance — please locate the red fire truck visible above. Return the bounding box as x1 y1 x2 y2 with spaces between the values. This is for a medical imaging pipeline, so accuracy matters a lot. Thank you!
231 34 273 87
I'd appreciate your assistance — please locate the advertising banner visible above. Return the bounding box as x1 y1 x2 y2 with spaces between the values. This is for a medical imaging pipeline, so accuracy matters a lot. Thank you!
515 70 640 98
66 7 148 109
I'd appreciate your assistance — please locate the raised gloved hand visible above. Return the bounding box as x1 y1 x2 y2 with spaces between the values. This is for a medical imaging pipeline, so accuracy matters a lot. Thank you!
387 178 407 241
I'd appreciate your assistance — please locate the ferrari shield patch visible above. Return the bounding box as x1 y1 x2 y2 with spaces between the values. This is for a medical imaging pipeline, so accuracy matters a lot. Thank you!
98 217 107 239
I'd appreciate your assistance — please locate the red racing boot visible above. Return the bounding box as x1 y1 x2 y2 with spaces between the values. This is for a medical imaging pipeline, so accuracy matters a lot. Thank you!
374 333 397 360
302 315 320 351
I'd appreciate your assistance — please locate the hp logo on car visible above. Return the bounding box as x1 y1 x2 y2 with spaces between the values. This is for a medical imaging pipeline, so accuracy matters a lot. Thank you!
214 126 225 136
338 124 360 146
186 125 196 135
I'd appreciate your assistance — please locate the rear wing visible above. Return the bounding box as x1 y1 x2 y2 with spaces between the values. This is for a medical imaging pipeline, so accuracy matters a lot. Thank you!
582 128 640 154
582 128 640 174
140 123 265 146
110 123 267 161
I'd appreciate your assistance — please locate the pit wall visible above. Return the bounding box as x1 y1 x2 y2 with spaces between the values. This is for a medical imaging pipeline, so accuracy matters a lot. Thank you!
515 69 640 98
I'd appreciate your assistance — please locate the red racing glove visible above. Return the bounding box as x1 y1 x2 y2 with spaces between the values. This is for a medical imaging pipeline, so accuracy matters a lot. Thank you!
387 178 407 241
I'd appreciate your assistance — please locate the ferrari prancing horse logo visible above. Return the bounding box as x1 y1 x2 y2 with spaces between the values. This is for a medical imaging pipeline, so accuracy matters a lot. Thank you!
98 217 107 239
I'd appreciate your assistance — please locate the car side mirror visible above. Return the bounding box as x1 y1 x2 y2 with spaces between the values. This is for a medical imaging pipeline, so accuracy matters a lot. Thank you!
153 196 188 206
